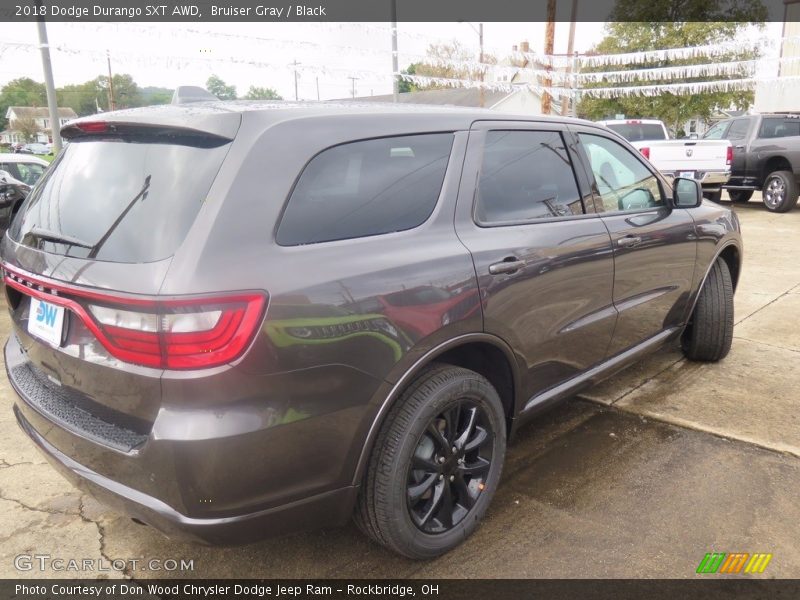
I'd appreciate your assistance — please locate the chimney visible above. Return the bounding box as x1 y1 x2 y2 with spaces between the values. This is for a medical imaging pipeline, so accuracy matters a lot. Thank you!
520 41 530 53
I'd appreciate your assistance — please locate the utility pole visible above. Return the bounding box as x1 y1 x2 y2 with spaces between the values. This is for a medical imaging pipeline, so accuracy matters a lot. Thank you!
562 0 578 116
35 2 62 153
316 76 320 101
478 23 484 108
348 76 359 99
290 60 301 101
391 0 399 102
542 0 556 115
106 50 116 111
461 22 485 107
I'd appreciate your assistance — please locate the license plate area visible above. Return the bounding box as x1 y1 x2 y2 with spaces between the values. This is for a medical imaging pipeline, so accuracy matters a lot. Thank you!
678 170 696 179
27 298 66 347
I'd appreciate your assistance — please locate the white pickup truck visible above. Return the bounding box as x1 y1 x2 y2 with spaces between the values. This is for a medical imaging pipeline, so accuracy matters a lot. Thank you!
597 119 732 201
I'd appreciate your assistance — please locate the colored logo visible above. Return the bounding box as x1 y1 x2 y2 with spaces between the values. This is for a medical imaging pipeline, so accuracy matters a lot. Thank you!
696 552 772 574
36 302 58 327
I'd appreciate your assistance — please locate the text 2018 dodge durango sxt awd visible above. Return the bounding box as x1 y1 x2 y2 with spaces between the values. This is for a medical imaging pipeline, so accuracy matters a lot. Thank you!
2 100 741 559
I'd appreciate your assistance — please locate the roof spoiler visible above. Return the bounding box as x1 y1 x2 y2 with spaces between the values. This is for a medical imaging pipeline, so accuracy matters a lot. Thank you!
171 86 219 104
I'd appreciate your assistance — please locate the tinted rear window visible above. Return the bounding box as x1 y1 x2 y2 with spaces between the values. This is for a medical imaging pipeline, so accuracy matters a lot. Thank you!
759 117 800 139
9 138 230 263
605 123 667 141
276 133 453 245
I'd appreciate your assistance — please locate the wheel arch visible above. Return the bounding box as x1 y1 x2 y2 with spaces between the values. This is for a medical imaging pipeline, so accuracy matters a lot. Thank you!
761 156 793 183
351 333 523 486
685 240 741 325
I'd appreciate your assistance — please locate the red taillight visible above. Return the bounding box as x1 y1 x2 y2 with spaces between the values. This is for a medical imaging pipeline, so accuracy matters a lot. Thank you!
76 121 109 133
640 147 650 160
726 145 733 166
3 266 267 370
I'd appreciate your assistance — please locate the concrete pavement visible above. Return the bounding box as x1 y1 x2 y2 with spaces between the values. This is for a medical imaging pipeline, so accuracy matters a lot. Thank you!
1 195 798 579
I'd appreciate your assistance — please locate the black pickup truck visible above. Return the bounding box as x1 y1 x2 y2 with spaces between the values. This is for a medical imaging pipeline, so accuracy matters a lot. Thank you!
703 113 800 212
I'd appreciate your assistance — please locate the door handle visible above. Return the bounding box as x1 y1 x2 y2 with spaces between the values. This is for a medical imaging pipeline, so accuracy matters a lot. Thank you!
735 145 745 149
617 235 642 248
488 258 525 275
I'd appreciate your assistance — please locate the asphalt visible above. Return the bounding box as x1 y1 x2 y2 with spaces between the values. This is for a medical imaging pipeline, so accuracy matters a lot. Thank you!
0 194 798 579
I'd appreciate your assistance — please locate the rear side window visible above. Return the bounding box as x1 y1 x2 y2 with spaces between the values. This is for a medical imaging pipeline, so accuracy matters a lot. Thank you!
9 139 230 263
475 130 584 224
277 134 453 245
759 117 800 139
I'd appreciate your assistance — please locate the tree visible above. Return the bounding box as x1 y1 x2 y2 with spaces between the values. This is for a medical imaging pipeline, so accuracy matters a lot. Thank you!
13 117 41 142
398 64 420 93
140 86 174 106
243 86 282 100
57 81 100 116
402 41 497 90
101 74 142 110
577 0 767 134
206 75 237 100
0 78 47 129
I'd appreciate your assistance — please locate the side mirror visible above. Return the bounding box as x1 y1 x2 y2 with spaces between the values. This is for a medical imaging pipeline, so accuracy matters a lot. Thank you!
673 177 703 208
0 185 18 208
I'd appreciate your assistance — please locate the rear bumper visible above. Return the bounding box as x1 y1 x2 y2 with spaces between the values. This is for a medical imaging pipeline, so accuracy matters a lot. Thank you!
664 169 730 189
5 331 363 545
14 403 357 544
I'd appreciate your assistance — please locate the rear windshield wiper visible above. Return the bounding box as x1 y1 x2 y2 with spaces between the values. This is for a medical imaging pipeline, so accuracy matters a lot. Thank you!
25 227 94 250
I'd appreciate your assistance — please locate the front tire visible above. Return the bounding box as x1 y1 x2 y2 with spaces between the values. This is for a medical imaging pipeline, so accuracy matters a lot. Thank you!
762 170 798 212
355 365 506 559
682 259 734 362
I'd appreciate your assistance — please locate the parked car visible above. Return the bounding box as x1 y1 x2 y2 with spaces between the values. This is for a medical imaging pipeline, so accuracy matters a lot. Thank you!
2 101 741 559
0 154 49 187
0 174 30 234
597 119 732 201
704 113 800 212
21 142 51 156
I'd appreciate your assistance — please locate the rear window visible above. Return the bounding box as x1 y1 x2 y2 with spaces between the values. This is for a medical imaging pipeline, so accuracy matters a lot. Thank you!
276 133 453 246
605 123 667 142
759 117 800 139
9 138 230 263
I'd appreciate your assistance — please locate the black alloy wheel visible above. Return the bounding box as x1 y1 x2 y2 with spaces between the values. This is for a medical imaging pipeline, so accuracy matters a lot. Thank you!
407 401 493 533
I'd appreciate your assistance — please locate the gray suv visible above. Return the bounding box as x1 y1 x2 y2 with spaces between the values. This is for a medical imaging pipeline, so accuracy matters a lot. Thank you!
2 102 741 559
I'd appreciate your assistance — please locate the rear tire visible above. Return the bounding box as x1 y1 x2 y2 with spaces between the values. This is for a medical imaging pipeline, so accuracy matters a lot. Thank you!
762 170 798 212
682 259 734 362
354 364 506 559
728 190 753 204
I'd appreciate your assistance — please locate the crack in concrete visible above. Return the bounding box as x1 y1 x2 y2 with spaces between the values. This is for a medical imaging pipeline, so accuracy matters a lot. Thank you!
0 459 38 469
733 335 800 355
581 399 800 461
80 496 134 580
735 281 800 325
603 355 687 407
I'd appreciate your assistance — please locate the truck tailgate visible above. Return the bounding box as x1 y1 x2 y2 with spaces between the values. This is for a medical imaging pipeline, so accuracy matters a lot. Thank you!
645 140 731 172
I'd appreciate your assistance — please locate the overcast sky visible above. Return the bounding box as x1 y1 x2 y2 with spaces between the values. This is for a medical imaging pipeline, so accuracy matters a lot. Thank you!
0 22 610 100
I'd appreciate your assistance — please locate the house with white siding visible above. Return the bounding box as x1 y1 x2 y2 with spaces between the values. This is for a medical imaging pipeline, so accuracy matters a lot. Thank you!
1 106 78 144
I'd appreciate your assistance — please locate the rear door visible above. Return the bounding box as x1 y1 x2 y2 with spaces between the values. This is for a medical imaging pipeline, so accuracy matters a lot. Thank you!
455 121 617 403
571 126 697 357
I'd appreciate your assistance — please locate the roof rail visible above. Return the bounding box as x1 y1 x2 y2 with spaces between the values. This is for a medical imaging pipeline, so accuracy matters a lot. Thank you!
171 86 219 104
